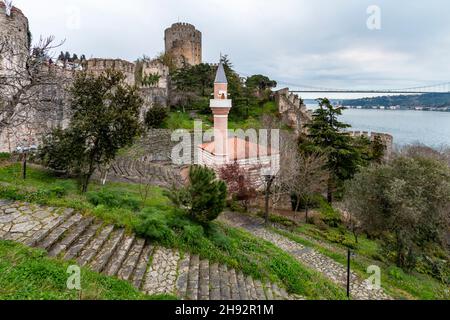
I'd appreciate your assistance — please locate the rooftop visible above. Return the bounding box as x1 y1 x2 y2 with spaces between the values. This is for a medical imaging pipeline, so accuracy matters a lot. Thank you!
199 137 279 161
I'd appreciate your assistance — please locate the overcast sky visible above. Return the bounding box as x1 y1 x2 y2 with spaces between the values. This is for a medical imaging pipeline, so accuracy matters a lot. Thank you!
12 0 450 99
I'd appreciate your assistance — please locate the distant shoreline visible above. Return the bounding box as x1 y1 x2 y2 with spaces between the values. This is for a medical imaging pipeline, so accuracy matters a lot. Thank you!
305 104 450 113
342 107 450 112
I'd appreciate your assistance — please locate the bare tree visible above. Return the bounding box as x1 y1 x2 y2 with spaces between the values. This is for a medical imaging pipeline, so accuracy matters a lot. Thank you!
219 161 257 211
0 34 66 142
282 152 328 222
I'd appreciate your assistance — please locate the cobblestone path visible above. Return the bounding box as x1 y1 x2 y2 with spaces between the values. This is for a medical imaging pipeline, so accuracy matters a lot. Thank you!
219 211 391 300
0 200 300 300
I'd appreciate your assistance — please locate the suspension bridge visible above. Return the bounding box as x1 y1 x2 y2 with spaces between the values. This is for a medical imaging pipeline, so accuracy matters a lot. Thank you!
236 69 450 94
282 82 450 94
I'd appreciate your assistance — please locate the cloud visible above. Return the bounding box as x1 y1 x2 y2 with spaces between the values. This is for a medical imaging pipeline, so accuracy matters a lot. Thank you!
12 0 450 98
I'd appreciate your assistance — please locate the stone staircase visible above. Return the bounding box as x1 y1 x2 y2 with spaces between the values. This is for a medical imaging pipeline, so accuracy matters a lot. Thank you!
107 159 187 188
0 200 299 300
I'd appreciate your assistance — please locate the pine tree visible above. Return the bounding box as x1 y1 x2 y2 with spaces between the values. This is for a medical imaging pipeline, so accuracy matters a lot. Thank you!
188 166 227 225
303 98 361 203
166 166 227 226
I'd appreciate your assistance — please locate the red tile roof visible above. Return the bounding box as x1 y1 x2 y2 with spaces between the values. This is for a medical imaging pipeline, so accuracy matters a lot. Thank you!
199 137 279 161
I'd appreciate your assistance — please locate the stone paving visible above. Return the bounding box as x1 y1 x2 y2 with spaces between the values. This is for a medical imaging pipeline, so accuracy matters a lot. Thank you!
0 199 298 300
219 211 392 300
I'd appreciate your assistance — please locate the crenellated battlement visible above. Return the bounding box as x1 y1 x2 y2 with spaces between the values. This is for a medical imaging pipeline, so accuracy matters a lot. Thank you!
86 58 135 73
85 58 136 85
348 131 394 159
275 88 311 135
165 22 202 68
168 22 198 30
0 1 26 16
0 2 29 58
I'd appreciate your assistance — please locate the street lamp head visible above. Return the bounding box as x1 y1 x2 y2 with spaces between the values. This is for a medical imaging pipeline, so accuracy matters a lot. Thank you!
15 145 38 154
261 167 277 181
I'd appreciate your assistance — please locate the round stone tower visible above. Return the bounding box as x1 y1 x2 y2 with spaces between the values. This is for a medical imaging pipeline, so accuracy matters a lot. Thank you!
0 1 30 72
164 22 202 68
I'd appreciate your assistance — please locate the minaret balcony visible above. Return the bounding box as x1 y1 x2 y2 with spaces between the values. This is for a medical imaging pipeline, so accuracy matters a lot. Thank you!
210 99 232 108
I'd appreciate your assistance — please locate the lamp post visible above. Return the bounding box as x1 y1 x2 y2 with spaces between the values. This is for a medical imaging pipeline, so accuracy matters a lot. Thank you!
346 248 356 299
16 144 37 180
262 172 276 227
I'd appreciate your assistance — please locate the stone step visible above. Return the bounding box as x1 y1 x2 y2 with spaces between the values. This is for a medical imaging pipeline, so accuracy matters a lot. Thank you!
271 283 282 300
176 254 190 299
236 272 248 300
117 238 145 281
142 247 180 295
220 265 233 300
132 244 153 289
186 254 200 300
209 262 220 300
198 259 210 300
245 276 258 300
229 268 240 300
48 217 94 257
37 213 83 250
77 225 114 266
24 208 75 247
254 279 266 300
90 228 125 273
279 286 290 300
64 222 102 260
103 234 135 276
263 282 274 300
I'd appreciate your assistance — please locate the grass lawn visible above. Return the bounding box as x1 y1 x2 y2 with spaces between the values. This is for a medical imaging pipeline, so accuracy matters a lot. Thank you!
0 240 175 300
163 101 281 131
0 163 347 300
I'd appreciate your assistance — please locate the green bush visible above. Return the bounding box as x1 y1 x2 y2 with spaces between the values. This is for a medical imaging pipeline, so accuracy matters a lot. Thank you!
0 153 11 161
48 186 67 198
87 189 140 211
290 193 325 211
388 266 405 280
144 105 168 129
318 201 342 227
133 208 176 245
180 225 205 247
228 199 246 213
256 211 297 228
415 256 450 284
0 185 25 201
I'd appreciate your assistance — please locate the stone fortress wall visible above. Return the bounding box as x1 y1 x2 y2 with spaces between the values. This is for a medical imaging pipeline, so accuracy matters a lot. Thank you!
139 59 170 114
349 131 394 160
275 88 312 134
165 22 202 68
0 1 29 72
0 61 75 153
141 59 169 89
85 58 136 86
275 88 394 159
0 2 31 153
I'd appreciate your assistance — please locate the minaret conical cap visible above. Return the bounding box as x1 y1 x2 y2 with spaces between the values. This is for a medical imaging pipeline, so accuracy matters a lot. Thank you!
214 61 228 84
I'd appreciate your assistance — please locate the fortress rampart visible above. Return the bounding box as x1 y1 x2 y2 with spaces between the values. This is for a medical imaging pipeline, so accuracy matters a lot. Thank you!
0 2 29 73
85 58 136 86
165 22 202 68
349 131 394 159
275 88 312 134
